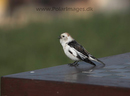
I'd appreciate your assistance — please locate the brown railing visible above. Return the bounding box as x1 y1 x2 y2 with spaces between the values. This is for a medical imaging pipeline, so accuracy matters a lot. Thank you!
1 52 130 96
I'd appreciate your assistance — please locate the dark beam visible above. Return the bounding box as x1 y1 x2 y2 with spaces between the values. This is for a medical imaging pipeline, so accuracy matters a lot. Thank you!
1 52 130 96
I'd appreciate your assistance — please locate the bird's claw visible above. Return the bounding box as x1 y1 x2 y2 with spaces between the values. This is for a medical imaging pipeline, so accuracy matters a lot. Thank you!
68 62 79 67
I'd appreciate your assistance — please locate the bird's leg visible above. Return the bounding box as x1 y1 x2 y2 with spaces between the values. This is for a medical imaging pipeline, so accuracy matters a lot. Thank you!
73 61 79 66
68 61 79 66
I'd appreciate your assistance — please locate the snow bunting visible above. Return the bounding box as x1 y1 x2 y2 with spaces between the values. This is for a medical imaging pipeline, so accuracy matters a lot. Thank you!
59 32 105 66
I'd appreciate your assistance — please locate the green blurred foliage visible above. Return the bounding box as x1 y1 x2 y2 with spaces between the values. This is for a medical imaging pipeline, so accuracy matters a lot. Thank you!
0 14 130 77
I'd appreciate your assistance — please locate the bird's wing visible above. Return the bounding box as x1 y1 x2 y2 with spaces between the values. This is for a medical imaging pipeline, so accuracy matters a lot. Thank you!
68 40 89 59
68 40 105 65
68 47 78 57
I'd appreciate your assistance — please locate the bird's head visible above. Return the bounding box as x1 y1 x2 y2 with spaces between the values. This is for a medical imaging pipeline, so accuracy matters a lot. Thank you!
59 32 74 46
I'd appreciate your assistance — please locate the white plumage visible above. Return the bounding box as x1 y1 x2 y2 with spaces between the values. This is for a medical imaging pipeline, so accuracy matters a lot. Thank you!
59 32 105 66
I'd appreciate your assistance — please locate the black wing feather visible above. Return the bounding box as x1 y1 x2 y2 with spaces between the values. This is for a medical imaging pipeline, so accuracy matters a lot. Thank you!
68 40 99 66
68 40 89 57
68 40 105 66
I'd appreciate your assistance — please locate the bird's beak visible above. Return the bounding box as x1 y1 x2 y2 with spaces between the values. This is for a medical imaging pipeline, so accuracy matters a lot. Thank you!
58 36 61 39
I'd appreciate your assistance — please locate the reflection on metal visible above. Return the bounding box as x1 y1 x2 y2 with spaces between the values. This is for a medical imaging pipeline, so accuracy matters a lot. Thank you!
83 63 130 79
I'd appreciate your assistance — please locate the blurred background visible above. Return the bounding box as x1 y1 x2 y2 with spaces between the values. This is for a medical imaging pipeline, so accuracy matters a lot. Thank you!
0 0 130 88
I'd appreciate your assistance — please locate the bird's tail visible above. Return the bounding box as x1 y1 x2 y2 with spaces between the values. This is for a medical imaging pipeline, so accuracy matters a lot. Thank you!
84 59 96 66
88 55 105 65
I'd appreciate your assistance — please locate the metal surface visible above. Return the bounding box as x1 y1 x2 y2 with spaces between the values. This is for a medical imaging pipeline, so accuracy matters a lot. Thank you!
1 52 130 96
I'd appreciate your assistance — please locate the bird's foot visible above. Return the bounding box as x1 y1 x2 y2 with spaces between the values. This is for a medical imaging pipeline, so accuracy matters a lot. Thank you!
68 63 79 66
68 61 79 67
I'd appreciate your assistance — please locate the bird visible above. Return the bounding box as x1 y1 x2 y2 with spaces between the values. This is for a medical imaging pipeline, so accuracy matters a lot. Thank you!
59 32 105 66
